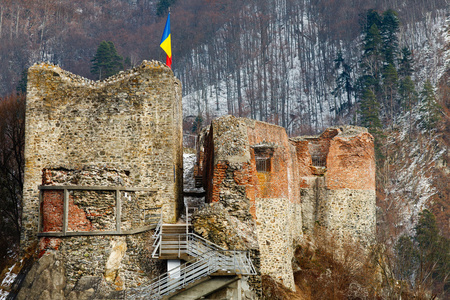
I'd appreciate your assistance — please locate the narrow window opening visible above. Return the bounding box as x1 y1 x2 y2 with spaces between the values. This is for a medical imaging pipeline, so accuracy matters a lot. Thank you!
311 155 326 167
256 157 271 173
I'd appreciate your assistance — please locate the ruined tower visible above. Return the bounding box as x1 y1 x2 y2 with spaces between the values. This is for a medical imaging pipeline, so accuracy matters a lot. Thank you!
19 61 182 296
194 116 376 291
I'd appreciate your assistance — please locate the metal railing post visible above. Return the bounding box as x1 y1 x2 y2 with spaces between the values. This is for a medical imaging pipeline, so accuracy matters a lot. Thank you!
159 210 163 257
185 204 189 248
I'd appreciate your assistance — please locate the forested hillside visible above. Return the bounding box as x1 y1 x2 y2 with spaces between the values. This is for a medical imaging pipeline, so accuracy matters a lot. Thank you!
0 0 449 297
180 0 448 132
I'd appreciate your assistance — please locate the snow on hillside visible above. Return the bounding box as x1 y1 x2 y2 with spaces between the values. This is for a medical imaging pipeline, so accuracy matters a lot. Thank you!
181 8 448 134
404 10 449 87
181 5 449 240
0 258 21 300
180 2 345 133
383 115 446 236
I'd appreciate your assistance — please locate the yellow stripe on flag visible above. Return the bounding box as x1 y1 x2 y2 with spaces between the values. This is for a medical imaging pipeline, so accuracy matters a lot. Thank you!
160 34 172 58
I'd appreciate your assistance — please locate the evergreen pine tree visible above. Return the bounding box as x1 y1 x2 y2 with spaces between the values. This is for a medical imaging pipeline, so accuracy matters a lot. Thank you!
399 76 418 136
364 23 383 58
332 51 353 114
359 88 382 133
382 63 398 122
398 47 414 77
395 235 418 283
91 41 124 80
358 9 402 127
399 76 417 111
394 210 450 296
419 80 441 130
381 9 400 66
363 9 382 35
414 210 450 293
359 22 383 114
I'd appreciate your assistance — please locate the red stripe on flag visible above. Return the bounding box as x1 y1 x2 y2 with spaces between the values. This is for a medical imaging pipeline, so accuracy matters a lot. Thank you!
166 55 172 68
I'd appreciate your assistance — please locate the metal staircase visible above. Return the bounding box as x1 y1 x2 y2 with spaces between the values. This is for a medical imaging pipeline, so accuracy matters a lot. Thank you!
152 223 190 260
128 215 256 299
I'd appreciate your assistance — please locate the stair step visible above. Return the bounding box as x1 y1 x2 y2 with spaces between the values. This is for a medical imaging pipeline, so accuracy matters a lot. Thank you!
159 254 194 261
160 250 187 254
162 227 188 229
162 226 187 229
162 228 187 232
161 239 187 243
160 246 187 250
162 231 187 234
161 234 186 238
162 232 186 236
161 240 188 244
160 248 188 252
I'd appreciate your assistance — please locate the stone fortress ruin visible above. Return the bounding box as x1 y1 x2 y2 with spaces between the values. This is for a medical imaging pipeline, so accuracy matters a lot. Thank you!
18 61 375 299
19 61 183 299
193 115 376 291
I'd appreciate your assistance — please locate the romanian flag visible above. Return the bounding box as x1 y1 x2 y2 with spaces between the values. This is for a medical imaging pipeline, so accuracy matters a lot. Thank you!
160 13 172 68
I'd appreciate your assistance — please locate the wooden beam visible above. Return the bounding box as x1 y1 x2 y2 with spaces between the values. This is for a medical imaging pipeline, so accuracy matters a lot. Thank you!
63 188 69 235
116 188 121 234
38 190 42 233
37 225 156 237
39 185 157 192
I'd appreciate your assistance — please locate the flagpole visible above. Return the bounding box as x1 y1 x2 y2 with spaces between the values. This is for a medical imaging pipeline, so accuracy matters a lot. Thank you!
160 9 172 68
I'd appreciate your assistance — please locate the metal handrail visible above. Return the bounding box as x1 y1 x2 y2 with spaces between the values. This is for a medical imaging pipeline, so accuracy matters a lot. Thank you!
144 206 256 299
152 231 226 259
136 230 256 299
151 218 163 258
128 249 255 299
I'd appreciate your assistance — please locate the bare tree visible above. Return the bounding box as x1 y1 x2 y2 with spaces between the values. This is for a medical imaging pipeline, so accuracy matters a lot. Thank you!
0 93 25 246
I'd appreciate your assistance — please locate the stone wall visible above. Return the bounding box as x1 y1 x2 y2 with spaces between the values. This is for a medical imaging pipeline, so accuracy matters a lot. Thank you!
291 126 376 243
195 118 376 292
195 116 302 291
39 168 159 235
21 60 182 295
255 198 301 290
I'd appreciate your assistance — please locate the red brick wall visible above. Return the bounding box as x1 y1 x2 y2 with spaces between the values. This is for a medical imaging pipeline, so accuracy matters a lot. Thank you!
291 128 374 191
67 198 93 231
326 132 375 190
211 161 228 203
42 190 63 232
41 190 95 232
247 121 300 204
291 140 313 188
200 118 301 219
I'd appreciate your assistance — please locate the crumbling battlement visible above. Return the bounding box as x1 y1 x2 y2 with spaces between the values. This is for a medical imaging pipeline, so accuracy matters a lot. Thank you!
20 61 182 295
194 116 376 291
290 126 376 241
195 116 302 291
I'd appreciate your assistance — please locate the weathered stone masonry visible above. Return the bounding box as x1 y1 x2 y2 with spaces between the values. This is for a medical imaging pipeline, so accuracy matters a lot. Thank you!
195 116 376 292
20 60 182 296
19 59 375 298
291 126 376 242
195 116 303 291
